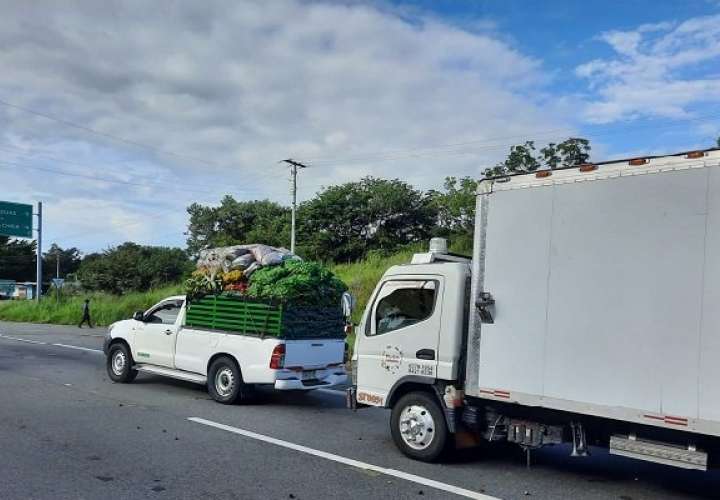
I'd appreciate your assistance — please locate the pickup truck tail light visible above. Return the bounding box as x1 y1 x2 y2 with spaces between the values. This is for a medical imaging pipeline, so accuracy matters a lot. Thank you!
269 344 286 369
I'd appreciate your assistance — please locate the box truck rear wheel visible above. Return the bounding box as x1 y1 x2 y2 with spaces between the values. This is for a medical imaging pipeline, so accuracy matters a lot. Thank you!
208 356 245 404
391 391 448 462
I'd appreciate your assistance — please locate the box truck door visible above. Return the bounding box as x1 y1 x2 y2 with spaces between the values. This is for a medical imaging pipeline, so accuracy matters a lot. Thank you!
355 277 442 405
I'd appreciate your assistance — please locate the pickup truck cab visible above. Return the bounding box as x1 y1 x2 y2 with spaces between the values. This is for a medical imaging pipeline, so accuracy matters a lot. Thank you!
104 295 348 403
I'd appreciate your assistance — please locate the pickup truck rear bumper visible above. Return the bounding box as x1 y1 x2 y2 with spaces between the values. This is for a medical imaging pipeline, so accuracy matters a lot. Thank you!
274 372 348 390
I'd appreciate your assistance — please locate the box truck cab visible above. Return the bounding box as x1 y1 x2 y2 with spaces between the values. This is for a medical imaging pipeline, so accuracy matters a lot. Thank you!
351 148 720 470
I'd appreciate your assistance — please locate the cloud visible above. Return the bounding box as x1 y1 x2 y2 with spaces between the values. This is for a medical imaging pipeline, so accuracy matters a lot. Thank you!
0 0 568 252
576 15 720 123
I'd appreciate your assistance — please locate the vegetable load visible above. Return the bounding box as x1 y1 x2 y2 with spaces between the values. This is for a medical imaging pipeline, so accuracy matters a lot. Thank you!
184 244 348 338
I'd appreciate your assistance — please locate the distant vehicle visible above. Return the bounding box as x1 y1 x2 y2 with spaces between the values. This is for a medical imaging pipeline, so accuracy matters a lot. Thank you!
104 295 348 403
350 148 720 471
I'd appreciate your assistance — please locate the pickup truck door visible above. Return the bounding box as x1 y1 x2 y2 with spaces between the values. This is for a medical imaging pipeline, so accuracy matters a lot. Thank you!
133 299 184 368
355 277 442 405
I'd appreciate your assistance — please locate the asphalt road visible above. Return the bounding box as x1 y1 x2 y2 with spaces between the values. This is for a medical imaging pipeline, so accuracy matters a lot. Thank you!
1 321 719 500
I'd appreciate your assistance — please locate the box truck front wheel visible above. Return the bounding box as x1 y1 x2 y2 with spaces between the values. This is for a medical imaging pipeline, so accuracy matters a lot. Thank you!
391 391 448 462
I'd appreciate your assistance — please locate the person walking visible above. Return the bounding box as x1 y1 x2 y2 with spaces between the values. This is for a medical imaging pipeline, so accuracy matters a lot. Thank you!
78 298 93 328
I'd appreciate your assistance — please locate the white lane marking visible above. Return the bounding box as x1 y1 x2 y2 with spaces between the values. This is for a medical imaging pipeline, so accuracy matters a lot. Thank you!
52 343 103 353
0 334 103 353
188 417 497 500
0 335 47 345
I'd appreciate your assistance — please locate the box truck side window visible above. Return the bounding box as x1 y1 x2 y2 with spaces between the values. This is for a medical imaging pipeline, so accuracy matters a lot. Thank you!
373 280 437 335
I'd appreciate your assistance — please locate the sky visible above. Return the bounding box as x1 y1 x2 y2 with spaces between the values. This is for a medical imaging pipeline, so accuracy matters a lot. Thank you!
0 0 719 254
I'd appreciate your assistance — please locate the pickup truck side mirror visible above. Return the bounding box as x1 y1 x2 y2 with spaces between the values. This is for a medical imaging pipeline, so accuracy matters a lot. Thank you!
132 311 145 322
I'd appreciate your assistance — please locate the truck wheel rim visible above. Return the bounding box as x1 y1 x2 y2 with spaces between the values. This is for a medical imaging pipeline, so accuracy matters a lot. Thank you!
215 367 235 397
111 350 126 375
399 404 435 450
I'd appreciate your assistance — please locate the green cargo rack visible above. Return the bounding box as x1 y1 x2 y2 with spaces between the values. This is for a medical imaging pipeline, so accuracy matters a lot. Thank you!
184 294 346 339
185 295 283 336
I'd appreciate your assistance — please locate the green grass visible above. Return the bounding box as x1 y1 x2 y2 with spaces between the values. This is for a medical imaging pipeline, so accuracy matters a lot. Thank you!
0 284 183 327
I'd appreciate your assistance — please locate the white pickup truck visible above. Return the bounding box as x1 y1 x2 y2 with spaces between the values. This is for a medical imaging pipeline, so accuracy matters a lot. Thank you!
103 295 348 403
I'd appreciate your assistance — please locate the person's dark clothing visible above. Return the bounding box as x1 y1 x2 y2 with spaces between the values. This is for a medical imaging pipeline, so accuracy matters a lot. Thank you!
78 302 93 328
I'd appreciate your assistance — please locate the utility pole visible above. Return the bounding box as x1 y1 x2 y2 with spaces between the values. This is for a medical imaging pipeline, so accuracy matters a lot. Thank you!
56 249 61 304
280 159 307 254
35 201 42 301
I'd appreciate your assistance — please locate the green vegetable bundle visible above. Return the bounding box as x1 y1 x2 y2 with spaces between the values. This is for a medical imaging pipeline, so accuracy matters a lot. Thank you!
246 260 347 306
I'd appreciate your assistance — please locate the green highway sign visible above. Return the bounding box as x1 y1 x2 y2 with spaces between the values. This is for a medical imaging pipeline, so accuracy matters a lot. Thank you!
0 201 33 238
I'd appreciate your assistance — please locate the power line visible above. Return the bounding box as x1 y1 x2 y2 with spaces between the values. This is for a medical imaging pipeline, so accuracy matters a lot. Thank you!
0 97 224 169
299 112 720 167
0 159 274 197
0 144 225 192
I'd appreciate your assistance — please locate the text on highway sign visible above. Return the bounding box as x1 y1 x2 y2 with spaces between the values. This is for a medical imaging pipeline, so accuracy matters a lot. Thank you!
0 200 33 238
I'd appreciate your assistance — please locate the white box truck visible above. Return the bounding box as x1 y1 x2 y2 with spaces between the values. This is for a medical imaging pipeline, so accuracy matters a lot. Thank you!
350 147 720 471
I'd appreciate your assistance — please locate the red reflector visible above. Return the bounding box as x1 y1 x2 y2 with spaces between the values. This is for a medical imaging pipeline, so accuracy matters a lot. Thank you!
629 158 648 166
535 170 552 178
686 151 705 159
269 344 286 369
578 164 597 172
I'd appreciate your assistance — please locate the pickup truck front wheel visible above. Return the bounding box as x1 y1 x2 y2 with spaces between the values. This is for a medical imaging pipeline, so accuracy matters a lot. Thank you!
106 343 137 383
208 356 245 404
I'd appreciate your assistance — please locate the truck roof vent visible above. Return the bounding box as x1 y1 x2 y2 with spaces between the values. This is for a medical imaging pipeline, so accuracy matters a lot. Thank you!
429 237 448 254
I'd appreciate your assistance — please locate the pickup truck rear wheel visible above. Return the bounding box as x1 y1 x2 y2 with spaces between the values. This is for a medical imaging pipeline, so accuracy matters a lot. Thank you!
106 343 137 383
391 391 448 462
208 356 245 404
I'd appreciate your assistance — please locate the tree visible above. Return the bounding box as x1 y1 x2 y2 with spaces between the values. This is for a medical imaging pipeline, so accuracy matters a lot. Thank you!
0 236 36 281
484 141 540 177
486 138 591 177
186 197 290 255
542 138 591 168
427 176 478 254
299 177 436 262
77 242 191 294
42 243 81 282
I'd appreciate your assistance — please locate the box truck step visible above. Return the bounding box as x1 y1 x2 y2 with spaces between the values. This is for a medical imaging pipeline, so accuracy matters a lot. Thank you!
609 435 707 471
135 364 207 385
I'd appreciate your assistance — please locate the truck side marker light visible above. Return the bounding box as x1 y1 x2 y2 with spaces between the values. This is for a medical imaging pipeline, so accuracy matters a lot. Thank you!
535 171 552 178
578 164 597 172
643 413 688 426
479 388 510 399
629 158 648 166
686 151 706 159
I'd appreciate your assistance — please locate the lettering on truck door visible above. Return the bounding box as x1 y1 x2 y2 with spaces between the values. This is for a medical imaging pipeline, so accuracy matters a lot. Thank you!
355 278 442 404
133 299 183 368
